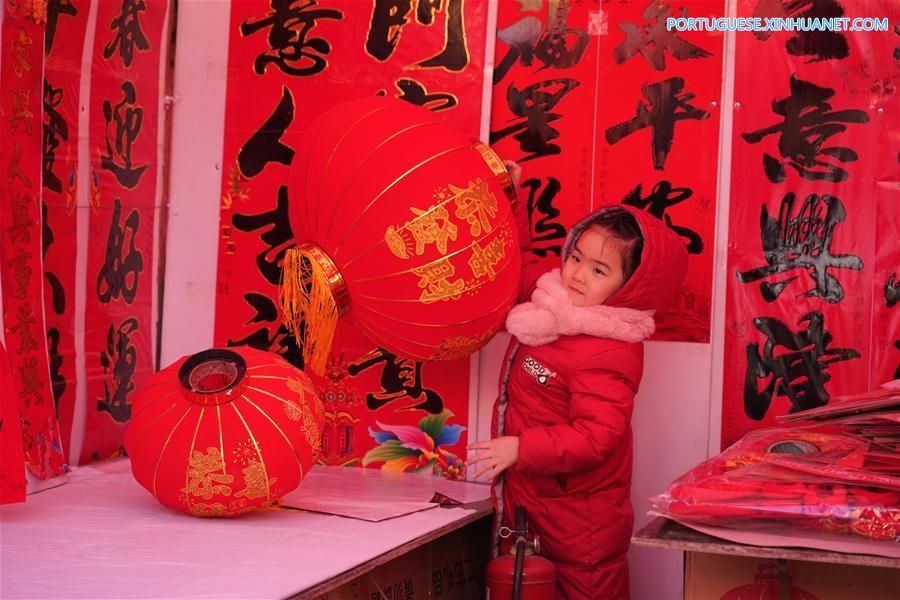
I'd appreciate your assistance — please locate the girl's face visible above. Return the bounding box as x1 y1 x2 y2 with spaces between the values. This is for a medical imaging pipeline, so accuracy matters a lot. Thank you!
561 225 629 307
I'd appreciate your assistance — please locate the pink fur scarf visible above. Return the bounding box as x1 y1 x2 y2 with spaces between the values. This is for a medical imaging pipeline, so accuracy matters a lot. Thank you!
505 269 656 346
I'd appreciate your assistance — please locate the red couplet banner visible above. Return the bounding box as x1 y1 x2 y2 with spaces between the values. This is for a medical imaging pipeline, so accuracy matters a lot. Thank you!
722 0 899 448
42 0 90 459
595 0 724 342
490 0 600 259
83 0 167 462
213 0 488 475
1 13 67 479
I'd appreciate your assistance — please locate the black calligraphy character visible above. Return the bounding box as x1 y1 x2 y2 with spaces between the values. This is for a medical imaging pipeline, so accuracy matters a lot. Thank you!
240 0 343 77
415 0 467 70
46 0 78 54
894 340 900 380
42 202 66 315
232 185 294 285
101 81 148 189
888 275 900 379
736 194 862 303
493 2 589 84
886 273 900 308
366 0 411 61
227 293 304 369
47 328 66 416
741 75 869 183
490 78 580 162
103 0 150 68
744 311 859 419
98 317 139 422
347 348 443 414
43 81 68 194
753 0 849 63
613 1 712 70
520 177 566 258
366 0 468 71
237 87 296 179
97 198 144 304
605 77 710 171
621 181 703 254
376 79 458 112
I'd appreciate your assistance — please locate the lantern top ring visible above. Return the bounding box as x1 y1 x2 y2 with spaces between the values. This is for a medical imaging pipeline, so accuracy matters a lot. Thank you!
178 348 248 406
296 241 351 316
473 140 516 207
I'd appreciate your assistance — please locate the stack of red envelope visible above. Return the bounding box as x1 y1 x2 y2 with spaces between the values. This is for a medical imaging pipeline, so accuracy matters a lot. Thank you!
652 384 900 541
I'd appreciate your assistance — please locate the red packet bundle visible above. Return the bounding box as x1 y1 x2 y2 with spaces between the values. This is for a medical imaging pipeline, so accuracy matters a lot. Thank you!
652 422 900 542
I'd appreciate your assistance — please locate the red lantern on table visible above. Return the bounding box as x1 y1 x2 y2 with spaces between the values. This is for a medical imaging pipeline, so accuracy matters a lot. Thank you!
124 347 322 517
280 97 521 374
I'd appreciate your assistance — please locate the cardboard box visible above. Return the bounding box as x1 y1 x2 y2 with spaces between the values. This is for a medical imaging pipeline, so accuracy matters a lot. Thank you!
685 552 900 600
319 517 490 600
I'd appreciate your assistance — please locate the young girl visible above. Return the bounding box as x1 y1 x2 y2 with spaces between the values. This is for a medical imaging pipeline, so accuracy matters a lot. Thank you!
469 163 689 599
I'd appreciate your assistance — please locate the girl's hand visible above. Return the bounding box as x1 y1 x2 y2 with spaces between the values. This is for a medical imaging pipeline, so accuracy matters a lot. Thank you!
502 160 522 190
468 436 520 481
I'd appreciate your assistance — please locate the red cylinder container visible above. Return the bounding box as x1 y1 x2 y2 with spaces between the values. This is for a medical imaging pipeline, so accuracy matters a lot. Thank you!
486 553 558 600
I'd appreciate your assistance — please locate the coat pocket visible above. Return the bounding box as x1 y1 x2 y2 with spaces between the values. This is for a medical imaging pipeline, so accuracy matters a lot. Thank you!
533 473 567 497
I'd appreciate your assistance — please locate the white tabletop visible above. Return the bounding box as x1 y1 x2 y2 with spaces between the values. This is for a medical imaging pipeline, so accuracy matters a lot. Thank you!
1 459 492 599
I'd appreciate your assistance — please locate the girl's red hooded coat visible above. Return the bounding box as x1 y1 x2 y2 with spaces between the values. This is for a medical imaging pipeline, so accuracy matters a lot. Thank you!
491 204 689 599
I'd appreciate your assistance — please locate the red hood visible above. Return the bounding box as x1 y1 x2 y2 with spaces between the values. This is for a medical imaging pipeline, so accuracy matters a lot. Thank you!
561 204 689 311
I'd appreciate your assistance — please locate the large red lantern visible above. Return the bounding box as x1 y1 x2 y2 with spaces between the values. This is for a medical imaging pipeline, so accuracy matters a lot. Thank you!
124 347 322 517
280 97 521 374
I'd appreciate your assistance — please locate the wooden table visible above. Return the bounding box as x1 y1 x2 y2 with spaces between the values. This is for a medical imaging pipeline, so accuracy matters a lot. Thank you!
1 459 493 599
632 517 899 599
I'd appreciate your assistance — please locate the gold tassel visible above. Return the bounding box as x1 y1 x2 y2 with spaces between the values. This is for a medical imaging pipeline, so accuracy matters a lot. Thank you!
280 244 347 376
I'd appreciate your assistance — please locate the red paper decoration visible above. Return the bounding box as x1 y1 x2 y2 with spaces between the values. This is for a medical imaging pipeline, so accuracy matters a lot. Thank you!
280 97 521 373
124 347 322 517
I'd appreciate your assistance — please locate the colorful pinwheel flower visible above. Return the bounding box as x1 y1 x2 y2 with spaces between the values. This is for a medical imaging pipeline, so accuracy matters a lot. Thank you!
362 411 466 480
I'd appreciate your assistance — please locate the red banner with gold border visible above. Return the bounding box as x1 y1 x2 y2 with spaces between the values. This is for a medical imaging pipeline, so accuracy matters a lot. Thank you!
721 0 899 448
83 0 167 463
1 14 68 479
42 0 90 459
213 0 488 476
595 0 724 342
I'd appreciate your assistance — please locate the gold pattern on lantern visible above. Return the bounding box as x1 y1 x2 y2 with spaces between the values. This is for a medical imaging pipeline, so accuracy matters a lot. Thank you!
451 179 497 236
301 400 322 451
468 237 507 281
429 332 494 361
189 502 231 517
286 376 316 397
232 440 258 465
182 447 235 500
235 460 277 500
283 399 302 421
412 258 465 303
386 205 458 259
